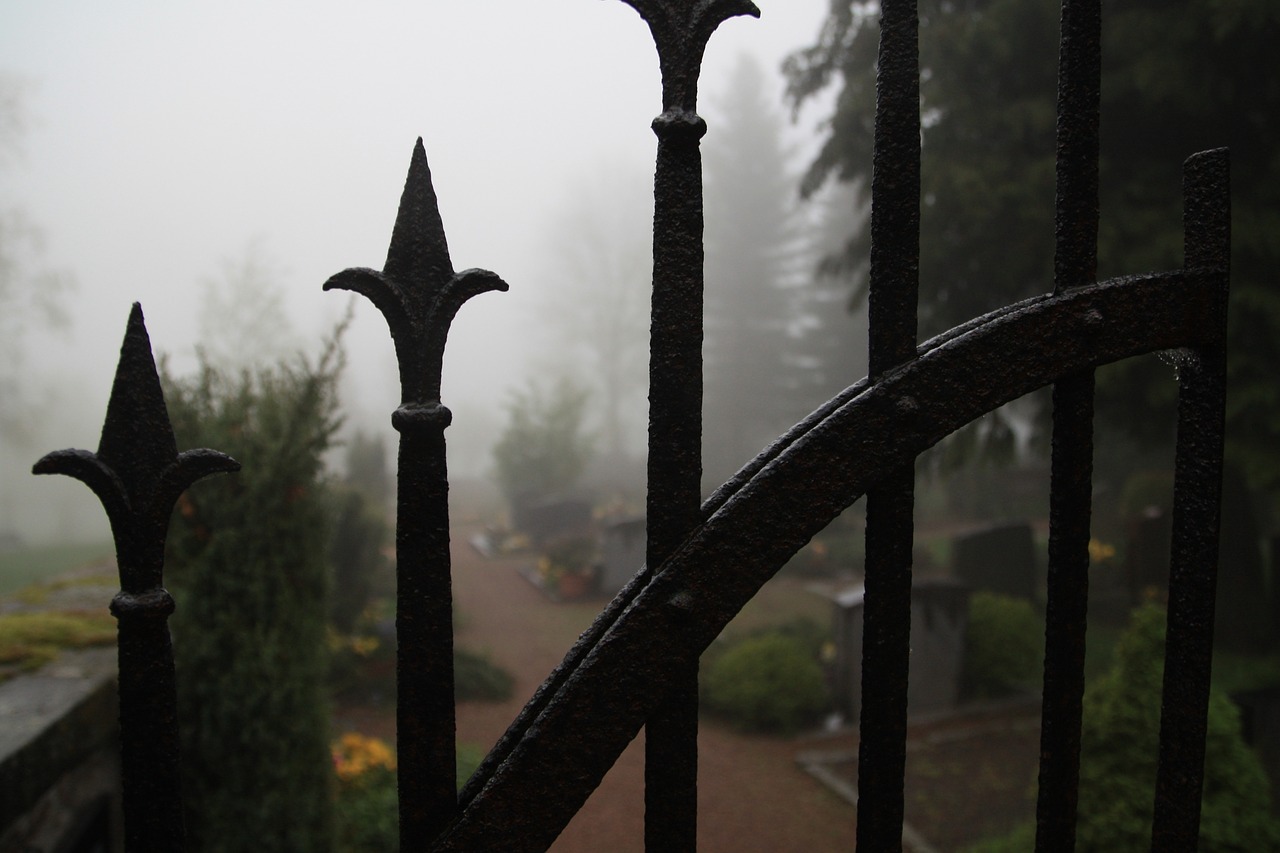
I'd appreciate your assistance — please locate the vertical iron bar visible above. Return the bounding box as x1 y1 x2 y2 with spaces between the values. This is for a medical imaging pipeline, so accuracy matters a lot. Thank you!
1151 148 1230 851
857 0 920 848
324 141 507 847
393 406 459 849
610 4 759 849
1036 1 1101 849
644 98 709 853
33 304 239 853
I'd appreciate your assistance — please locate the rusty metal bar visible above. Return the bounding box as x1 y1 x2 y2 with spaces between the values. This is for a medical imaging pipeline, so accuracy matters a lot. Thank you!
858 0 920 846
612 3 759 849
33 304 239 853
1152 147 1230 851
644 104 708 849
1036 0 1102 848
325 140 507 846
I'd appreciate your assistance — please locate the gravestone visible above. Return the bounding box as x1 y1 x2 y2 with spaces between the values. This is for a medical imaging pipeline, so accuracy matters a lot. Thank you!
513 498 593 546
832 578 971 721
1231 685 1280 816
1124 507 1171 604
952 522 1038 602
599 517 646 596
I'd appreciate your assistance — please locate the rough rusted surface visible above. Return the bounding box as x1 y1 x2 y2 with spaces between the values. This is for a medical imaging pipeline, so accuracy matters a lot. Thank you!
1037 1 1102 848
1152 148 1230 852
858 0 921 847
613 2 759 848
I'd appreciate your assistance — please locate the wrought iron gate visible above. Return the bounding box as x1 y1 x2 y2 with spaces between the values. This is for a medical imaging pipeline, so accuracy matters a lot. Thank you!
35 0 1230 850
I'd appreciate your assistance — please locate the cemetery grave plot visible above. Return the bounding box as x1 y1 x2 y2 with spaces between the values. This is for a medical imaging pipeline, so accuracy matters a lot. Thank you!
798 701 1042 851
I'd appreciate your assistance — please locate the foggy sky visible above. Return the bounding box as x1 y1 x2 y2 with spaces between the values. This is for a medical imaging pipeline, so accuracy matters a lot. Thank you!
1 0 830 541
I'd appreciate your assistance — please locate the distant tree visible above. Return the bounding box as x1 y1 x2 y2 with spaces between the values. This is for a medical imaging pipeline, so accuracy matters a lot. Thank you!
196 238 297 372
784 0 1280 492
790 180 870 404
344 429 391 506
491 377 595 511
535 164 651 462
0 76 74 444
702 54 811 487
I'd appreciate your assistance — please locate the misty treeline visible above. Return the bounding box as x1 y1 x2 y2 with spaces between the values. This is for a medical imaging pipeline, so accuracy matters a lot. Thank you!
784 0 1280 491
520 53 869 499
0 74 75 447
785 0 1280 655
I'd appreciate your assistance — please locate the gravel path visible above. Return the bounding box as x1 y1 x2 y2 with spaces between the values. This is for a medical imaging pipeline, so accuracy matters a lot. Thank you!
446 529 860 852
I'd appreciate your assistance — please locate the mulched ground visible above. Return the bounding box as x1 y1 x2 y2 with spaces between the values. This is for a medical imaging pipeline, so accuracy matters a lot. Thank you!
334 523 1043 852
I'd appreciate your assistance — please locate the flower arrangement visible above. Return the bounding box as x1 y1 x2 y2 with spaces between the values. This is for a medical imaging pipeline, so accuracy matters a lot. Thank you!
333 733 398 852
332 732 396 782
535 535 599 599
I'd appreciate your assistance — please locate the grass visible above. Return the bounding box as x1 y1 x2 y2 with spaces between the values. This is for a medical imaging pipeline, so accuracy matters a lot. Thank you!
0 610 116 681
0 541 113 595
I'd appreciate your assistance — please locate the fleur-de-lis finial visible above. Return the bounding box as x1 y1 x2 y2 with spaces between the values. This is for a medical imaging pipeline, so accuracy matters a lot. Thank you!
618 0 761 112
33 302 238 853
323 139 508 846
323 138 508 408
33 303 240 591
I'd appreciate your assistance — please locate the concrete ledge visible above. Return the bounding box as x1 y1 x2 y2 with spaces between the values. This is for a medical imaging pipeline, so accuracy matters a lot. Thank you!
0 647 118 837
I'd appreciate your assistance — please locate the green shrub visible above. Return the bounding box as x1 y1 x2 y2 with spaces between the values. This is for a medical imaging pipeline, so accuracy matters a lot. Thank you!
329 487 389 634
702 630 828 734
1076 604 1280 851
165 346 342 853
962 592 1043 699
491 377 593 509
454 647 515 702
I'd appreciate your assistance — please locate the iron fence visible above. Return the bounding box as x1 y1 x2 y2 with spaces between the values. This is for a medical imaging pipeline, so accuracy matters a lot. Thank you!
35 0 1229 850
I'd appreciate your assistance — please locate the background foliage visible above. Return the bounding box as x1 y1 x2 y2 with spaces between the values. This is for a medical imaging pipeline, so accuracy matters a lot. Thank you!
164 341 344 853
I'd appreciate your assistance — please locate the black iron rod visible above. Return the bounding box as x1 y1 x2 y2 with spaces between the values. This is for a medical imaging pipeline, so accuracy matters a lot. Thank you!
324 140 507 847
113 591 186 853
643 107 708 851
610 4 758 848
858 0 920 847
1151 147 1230 852
394 411 458 849
1036 0 1101 848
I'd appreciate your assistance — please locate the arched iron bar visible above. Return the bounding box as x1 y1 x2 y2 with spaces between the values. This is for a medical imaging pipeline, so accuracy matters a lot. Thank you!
440 206 1228 850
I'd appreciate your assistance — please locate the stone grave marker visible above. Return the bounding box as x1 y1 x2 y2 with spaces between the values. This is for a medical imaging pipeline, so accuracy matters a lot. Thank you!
952 521 1038 602
599 517 645 596
513 497 593 546
832 578 971 722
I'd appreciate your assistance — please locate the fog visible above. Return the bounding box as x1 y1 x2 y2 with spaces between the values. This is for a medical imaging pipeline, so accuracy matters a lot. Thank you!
0 0 831 543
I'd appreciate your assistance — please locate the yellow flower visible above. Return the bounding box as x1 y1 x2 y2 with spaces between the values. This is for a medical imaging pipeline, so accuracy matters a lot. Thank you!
332 732 397 782
1088 538 1116 564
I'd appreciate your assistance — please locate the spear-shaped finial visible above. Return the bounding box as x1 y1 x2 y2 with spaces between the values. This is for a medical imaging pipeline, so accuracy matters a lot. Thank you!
323 138 507 847
34 303 240 590
324 138 508 406
33 303 239 853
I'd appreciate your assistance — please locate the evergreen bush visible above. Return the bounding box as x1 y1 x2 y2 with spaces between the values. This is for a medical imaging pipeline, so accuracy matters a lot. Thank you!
971 605 1280 851
454 647 515 702
328 486 389 634
961 591 1043 699
702 630 828 734
164 344 343 853
1076 604 1280 851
